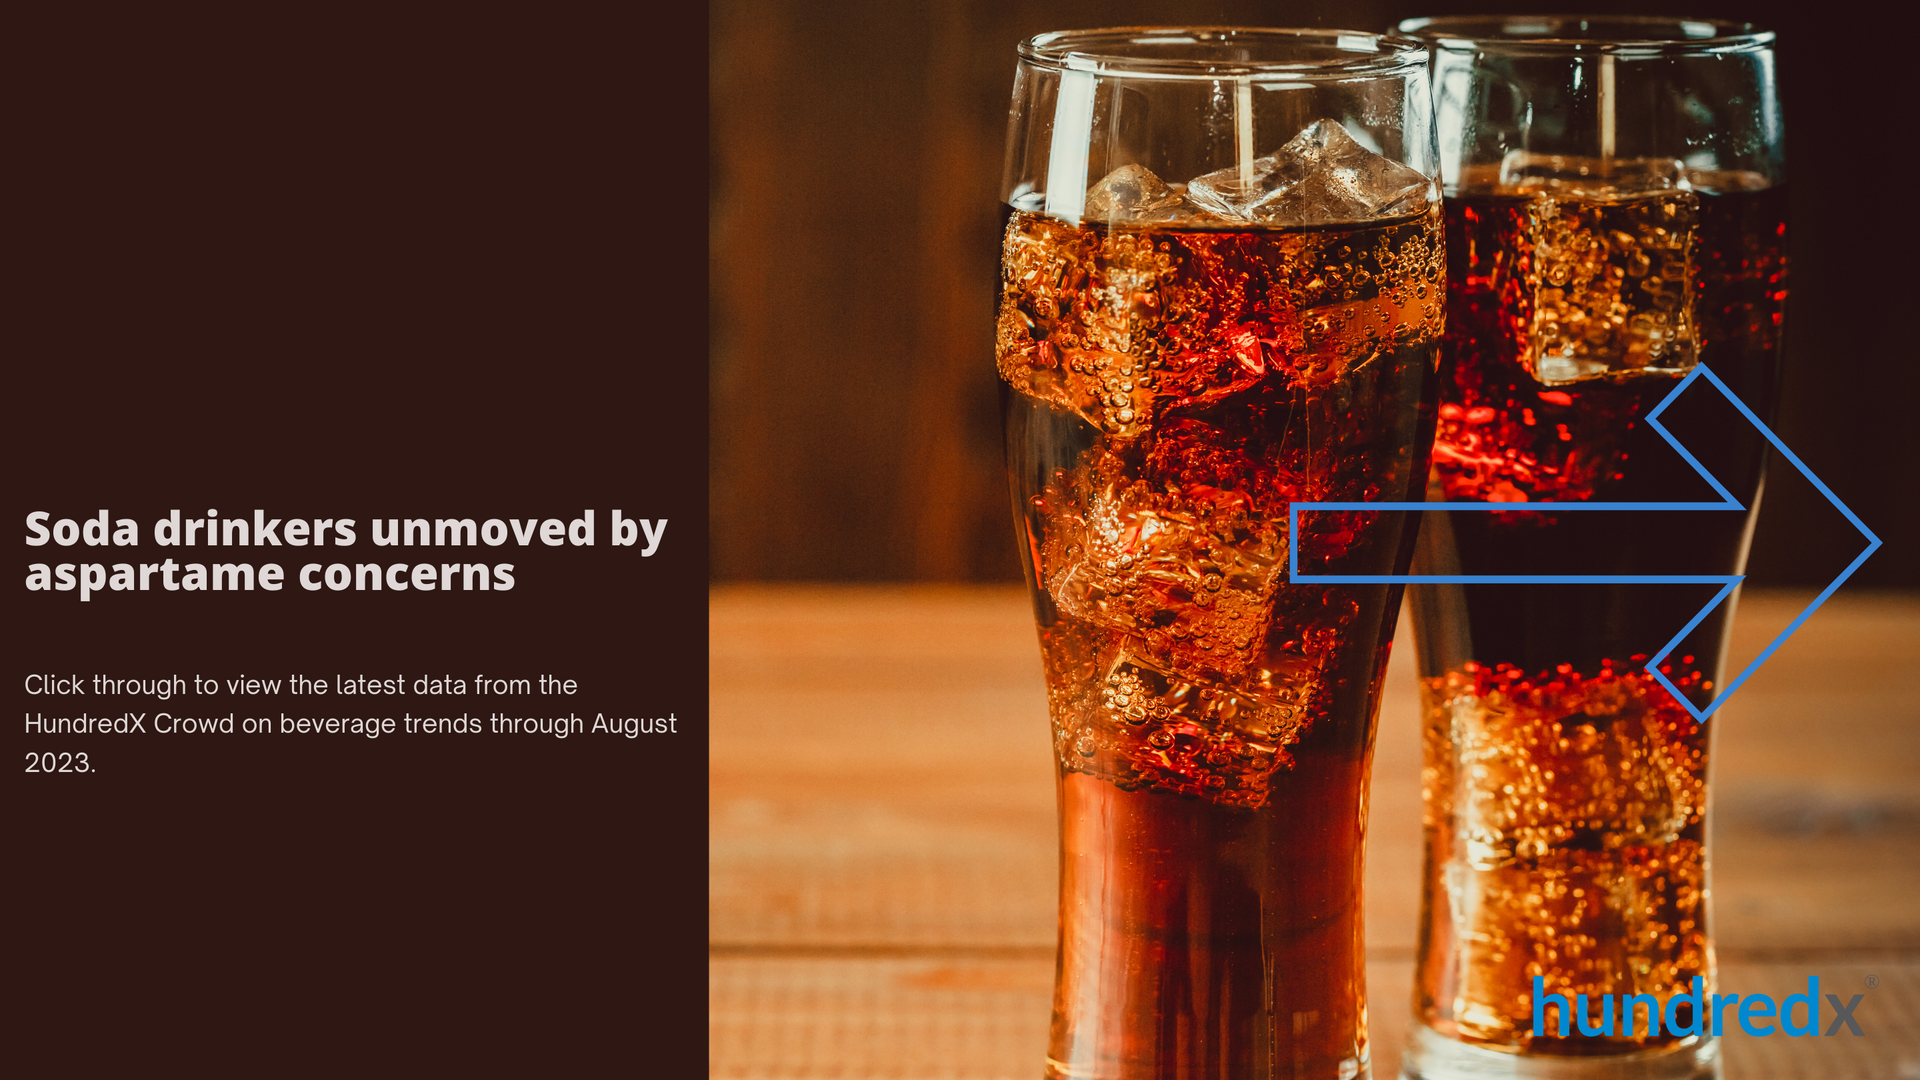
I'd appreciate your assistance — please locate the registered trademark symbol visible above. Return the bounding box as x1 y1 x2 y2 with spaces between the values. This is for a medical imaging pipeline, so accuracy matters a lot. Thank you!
1866 974 1879 989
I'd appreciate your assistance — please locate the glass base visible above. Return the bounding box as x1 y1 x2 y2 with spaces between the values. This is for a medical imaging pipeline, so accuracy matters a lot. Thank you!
1400 1025 1718 1080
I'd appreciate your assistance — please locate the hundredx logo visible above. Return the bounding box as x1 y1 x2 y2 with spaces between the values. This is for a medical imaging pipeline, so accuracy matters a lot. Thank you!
1531 977 1868 1038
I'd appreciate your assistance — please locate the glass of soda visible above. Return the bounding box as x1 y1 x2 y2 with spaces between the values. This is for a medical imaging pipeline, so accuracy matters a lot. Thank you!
997 28 1442 1078
1392 16 1788 1080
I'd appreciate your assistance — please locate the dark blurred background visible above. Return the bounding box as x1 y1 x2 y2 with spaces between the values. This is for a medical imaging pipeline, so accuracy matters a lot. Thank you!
710 0 1915 587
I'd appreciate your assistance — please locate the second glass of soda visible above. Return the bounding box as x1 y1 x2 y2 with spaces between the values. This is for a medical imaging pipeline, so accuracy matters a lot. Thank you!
1395 16 1788 1080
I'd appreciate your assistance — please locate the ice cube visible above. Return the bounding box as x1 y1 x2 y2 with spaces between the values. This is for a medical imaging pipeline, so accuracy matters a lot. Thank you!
1083 163 1190 223
1448 841 1706 1046
996 197 1445 434
1040 433 1289 682
1187 119 1433 224
995 212 1166 437
1441 681 1699 872
1491 153 1701 384
1681 167 1771 194
1526 186 1698 384
1052 644 1316 808
1498 152 1685 199
1424 667 1711 1044
1448 848 1638 1042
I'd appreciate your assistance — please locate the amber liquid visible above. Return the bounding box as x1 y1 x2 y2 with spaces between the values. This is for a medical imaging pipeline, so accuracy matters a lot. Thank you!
1410 182 1788 1056
1000 206 1441 1078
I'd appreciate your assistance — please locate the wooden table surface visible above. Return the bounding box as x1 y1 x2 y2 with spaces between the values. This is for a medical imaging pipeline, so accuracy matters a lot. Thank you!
711 588 1920 1079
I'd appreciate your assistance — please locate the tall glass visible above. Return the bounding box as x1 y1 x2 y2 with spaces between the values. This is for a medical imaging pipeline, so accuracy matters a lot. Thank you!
1393 17 1787 1080
997 28 1442 1079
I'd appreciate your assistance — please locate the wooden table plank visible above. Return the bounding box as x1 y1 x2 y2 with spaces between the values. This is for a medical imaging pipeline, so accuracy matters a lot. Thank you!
711 587 1920 1077
709 957 1920 1079
711 588 1056 950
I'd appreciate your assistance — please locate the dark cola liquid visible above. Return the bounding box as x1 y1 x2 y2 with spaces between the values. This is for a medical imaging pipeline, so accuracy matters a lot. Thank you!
1418 184 1789 678
999 205 1441 1078
1410 183 1788 1056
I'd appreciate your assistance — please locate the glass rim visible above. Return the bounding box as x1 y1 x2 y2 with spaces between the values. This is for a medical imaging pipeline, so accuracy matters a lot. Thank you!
1396 15 1773 56
1017 27 1429 81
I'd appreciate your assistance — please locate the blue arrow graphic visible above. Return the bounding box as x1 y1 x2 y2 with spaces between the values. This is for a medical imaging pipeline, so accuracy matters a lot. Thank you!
1286 364 1882 720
